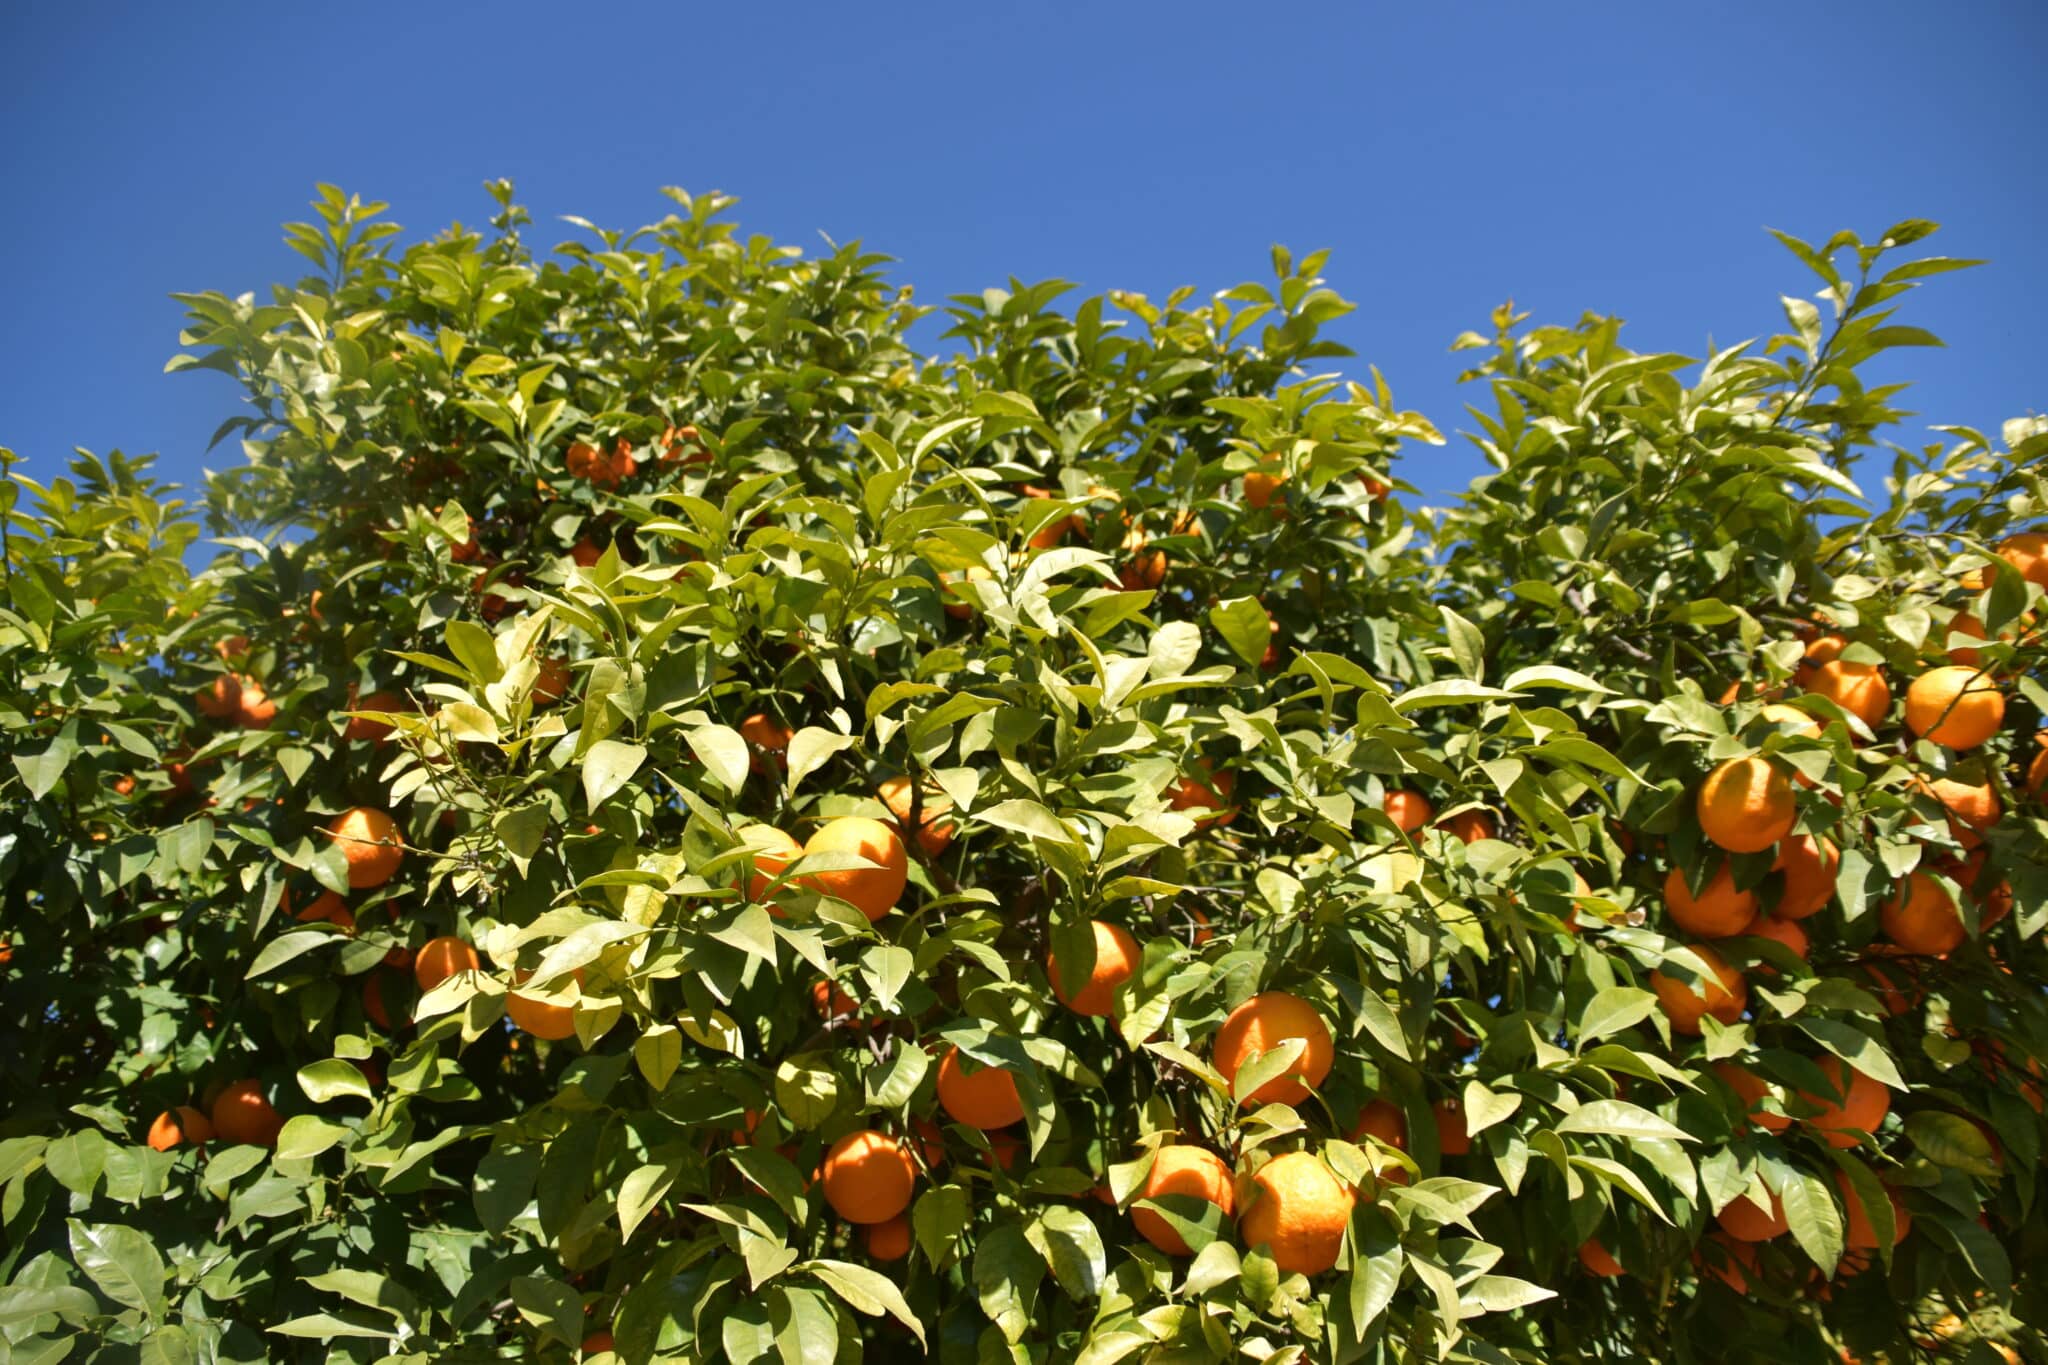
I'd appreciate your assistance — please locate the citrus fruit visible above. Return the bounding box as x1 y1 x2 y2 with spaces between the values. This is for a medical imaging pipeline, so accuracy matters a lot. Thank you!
211 1079 283 1146
1212 991 1334 1106
865 1213 911 1261
1837 1170 1911 1249
1349 1099 1408 1149
1770 834 1839 919
1243 458 1287 510
1717 1190 1789 1241
146 1105 213 1151
1237 1152 1355 1276
1663 863 1758 937
1579 1240 1624 1276
1433 1099 1472 1155
799 816 908 921
291 890 355 933
327 807 404 888
820 1130 915 1224
1168 764 1235 828
1047 920 1141 1017
879 775 956 857
1697 756 1796 853
744 826 803 902
1805 659 1891 727
415 935 479 992
1798 1057 1891 1149
1742 911 1809 961
344 690 404 742
936 1047 1025 1129
532 658 573 705
1904 666 2004 749
1131 1145 1235 1255
1712 1062 1789 1133
1382 789 1434 834
506 972 578 1041
1650 944 1746 1034
1880 871 1964 955
1437 809 1496 844
1912 776 1998 848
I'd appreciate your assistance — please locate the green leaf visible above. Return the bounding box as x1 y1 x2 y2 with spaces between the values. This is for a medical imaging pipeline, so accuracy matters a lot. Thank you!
977 798 1078 847
686 724 749 795
616 1163 675 1241
246 929 335 980
581 740 646 812
510 1275 583 1348
302 1268 419 1324
1501 664 1616 695
1025 1205 1107 1300
67 1219 167 1319
1576 987 1660 1043
297 1059 372 1104
634 1025 683 1092
1208 596 1271 666
1555 1099 1694 1143
1439 606 1486 681
1779 1166 1844 1274
785 726 854 796
1905 1111 2000 1178
1797 1019 1907 1091
803 1260 926 1345
1392 679 1523 712
13 734 76 800
274 1115 351 1161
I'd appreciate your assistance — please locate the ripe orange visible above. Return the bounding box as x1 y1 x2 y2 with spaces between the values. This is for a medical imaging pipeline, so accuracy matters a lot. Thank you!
1837 1170 1911 1249
1047 920 1142 1017
1243 458 1288 510
1717 1191 1789 1241
739 712 792 755
361 972 403 1031
146 1105 214 1151
936 1047 1025 1129
1962 531 2048 591
1132 1145 1235 1255
1433 1099 1472 1155
1349 1099 1409 1149
1237 1152 1355 1276
1712 1062 1790 1133
745 826 803 902
1696 756 1797 854
235 679 278 729
810 978 860 1022
415 936 480 992
327 807 404 888
1578 1239 1624 1277
211 1080 283 1146
1167 764 1236 828
2029 733 2048 796
1804 659 1891 727
532 658 573 706
1880 872 1963 955
1798 1056 1890 1149
1117 527 1167 590
1437 809 1497 844
1760 703 1822 740
1697 1234 1758 1293
1912 776 1998 848
865 1213 911 1261
1944 609 1989 666
196 675 242 719
570 538 605 567
507 969 578 1040
1650 944 1746 1034
1904 666 2004 749
879 775 956 858
799 816 908 921
291 890 355 933
1742 911 1809 962
1770 834 1840 919
344 690 404 742
1212 992 1334 1106
1382 789 1434 834
1663 864 1758 938
820 1130 916 1224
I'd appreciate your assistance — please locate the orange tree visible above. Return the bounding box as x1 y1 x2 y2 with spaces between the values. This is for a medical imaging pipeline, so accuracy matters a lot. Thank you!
2 185 2044 1363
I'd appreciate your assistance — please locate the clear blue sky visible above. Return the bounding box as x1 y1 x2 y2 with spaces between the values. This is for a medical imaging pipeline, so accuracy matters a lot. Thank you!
3 1 2041 510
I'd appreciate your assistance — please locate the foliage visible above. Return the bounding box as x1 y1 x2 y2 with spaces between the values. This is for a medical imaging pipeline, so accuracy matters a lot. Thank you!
2 183 2045 1364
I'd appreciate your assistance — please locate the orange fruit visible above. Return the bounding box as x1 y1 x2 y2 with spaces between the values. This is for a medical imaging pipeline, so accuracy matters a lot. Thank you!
865 1213 911 1261
1798 1057 1890 1149
1712 1062 1790 1134
1760 703 1822 740
739 712 792 753
1696 756 1797 854
2029 733 2048 796
1237 1152 1355 1276
1433 1099 1472 1155
196 675 242 719
1212 991 1334 1107
941 565 993 618
1962 531 2048 590
1697 1234 1758 1293
211 1079 283 1146
879 775 956 858
112 774 137 796
1047 920 1141 1017
745 826 803 902
1437 809 1496 844
361 972 402 1031
507 969 578 1040
1663 864 1758 938
1578 1239 1624 1277
1912 776 1998 848
1904 666 2004 749
327 807 404 888
570 538 605 567
344 690 404 742
1944 609 1989 666
146 1105 214 1151
1770 834 1839 919
291 890 355 933
799 817 908 921
810 978 860 1022
1382 789 1434 834
1167 764 1236 828
582 1331 615 1355
532 658 573 705
1880 872 1964 955
1243 459 1288 510
1837 1170 1911 1249
1742 911 1809 962
821 1130 916 1224
234 679 278 729
1131 1145 1235 1255
1717 1190 1789 1241
415 935 480 992
936 1047 1025 1129
1650 944 1746 1034
1117 527 1168 590
1804 659 1891 727
1349 1099 1409 1149
1027 508 1078 551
